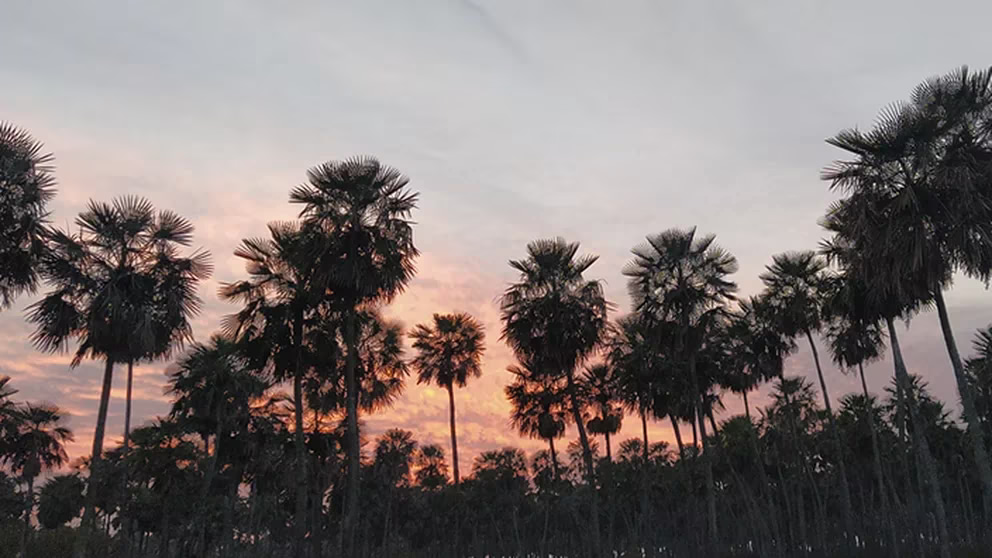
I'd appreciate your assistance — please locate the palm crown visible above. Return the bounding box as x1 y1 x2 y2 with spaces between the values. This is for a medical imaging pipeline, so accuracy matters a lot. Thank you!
411 313 486 389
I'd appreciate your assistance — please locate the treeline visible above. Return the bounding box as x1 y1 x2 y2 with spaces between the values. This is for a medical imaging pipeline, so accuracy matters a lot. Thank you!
0 67 991 558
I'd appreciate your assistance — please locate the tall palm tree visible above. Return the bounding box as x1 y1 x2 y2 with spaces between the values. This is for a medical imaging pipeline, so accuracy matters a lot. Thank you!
290 157 418 547
0 122 55 310
822 271 895 549
26 196 210 558
2 403 72 557
760 250 855 541
823 66 992 515
821 204 952 558
581 363 622 462
966 326 992 443
220 220 322 551
500 238 609 555
505 362 570 482
410 313 485 484
623 227 737 545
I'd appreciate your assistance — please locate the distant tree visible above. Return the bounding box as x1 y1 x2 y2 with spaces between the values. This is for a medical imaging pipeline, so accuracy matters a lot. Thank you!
36 474 85 529
2 403 72 556
505 362 569 481
414 444 449 490
410 313 486 484
0 122 55 310
581 363 622 462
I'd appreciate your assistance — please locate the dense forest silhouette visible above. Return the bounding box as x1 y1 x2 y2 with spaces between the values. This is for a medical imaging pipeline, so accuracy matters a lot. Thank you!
2 66 992 557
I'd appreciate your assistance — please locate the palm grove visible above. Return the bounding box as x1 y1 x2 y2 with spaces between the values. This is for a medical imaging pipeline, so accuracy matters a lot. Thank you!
1 67 992 558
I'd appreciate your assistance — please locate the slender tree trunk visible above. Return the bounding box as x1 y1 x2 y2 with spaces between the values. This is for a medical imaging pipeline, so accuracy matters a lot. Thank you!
742 390 750 421
291 313 307 556
73 357 115 558
669 415 684 459
691 416 698 448
858 361 897 552
19 475 33 558
640 408 650 463
565 371 601 557
548 437 559 481
887 318 951 558
691 354 718 547
446 383 460 485
604 431 612 463
804 329 854 542
934 289 992 518
344 306 361 553
122 359 134 558
707 408 718 436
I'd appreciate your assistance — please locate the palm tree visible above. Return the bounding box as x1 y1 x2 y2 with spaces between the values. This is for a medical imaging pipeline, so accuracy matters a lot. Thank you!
2 403 72 557
760 250 854 541
415 444 450 490
410 313 486 484
221 220 325 551
624 227 737 545
290 157 418 548
26 196 210 557
500 238 609 555
966 326 992 443
823 66 992 515
822 271 895 548
0 122 56 310
505 362 569 481
166 335 270 554
821 204 952 558
581 363 622 462
609 315 684 458
725 296 793 420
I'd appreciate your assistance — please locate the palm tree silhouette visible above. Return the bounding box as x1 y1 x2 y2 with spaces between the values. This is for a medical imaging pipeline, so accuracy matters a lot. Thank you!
500 237 609 556
760 250 855 542
0 122 56 310
290 157 418 549
823 66 992 516
504 362 569 481
3 403 72 557
410 312 486 484
26 196 210 558
624 227 737 546
580 363 622 462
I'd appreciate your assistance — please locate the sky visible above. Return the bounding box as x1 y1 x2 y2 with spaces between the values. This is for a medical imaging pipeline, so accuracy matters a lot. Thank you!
2 0 992 475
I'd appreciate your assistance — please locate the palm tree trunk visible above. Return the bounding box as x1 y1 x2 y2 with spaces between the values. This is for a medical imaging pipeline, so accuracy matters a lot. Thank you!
690 353 718 547
121 359 134 558
804 329 854 542
670 415 684 458
291 312 307 556
548 437 559 481
858 361 897 552
20 475 33 558
446 383 460 485
707 408 718 436
934 289 992 518
742 390 750 421
73 357 115 558
343 306 361 553
604 431 612 463
565 371 601 557
691 416 698 448
640 408 649 463
887 317 951 558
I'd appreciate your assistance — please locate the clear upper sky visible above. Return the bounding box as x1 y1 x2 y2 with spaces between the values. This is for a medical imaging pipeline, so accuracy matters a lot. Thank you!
2 0 991 473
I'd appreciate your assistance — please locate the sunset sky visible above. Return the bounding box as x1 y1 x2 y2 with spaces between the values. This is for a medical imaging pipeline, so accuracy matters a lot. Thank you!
2 0 992 475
